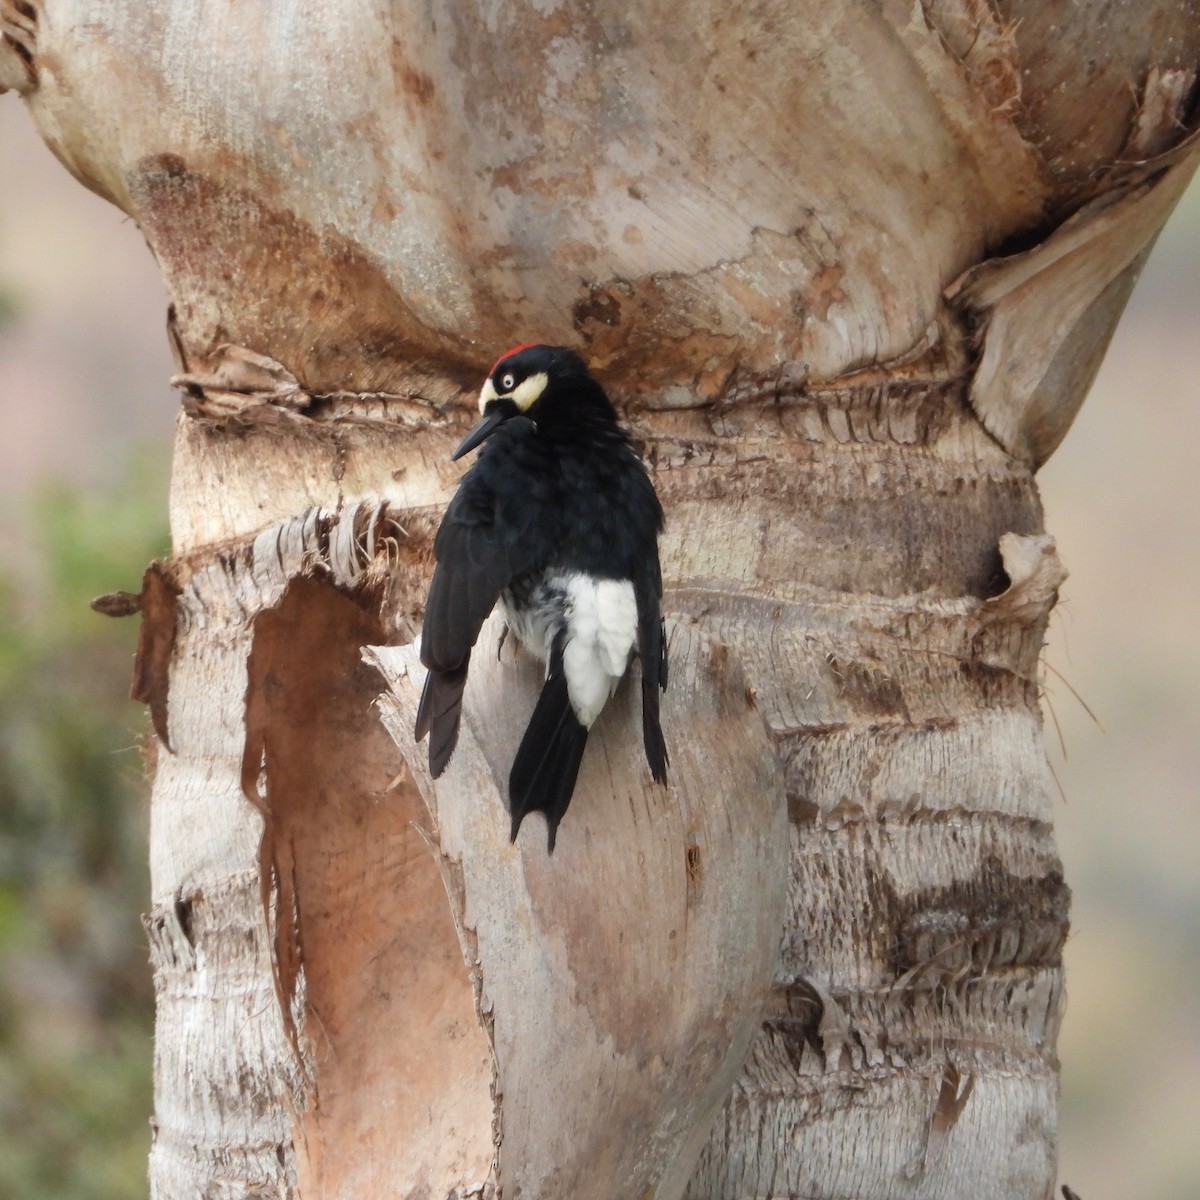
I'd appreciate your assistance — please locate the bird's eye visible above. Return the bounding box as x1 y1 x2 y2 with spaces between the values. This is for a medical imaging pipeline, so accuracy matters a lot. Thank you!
500 372 516 392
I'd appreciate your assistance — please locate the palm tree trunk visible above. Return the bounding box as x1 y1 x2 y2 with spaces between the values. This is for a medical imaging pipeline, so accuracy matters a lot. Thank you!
7 1 1199 1196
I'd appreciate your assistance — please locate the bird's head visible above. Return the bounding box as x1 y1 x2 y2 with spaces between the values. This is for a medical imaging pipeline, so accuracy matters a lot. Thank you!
452 344 599 460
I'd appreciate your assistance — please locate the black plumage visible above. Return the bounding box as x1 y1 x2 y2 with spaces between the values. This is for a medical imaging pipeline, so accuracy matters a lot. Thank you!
415 344 668 849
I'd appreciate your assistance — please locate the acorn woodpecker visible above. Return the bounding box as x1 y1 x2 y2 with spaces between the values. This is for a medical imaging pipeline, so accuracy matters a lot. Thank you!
415 343 668 850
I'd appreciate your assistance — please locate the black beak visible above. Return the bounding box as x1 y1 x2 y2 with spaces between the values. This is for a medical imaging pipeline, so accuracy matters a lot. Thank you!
452 407 508 460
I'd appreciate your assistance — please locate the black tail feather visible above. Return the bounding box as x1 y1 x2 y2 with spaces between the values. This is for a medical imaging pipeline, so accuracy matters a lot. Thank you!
509 635 588 852
415 665 468 777
642 693 669 785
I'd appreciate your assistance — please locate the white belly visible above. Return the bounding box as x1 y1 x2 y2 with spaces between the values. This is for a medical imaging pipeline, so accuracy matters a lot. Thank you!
502 572 638 729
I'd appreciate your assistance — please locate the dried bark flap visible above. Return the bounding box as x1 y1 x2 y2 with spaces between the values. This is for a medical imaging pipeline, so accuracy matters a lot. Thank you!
241 574 387 1054
970 532 1068 673
91 561 181 750
918 1060 976 1177
980 533 1068 627
168 302 311 425
948 120 1200 468
240 571 494 1197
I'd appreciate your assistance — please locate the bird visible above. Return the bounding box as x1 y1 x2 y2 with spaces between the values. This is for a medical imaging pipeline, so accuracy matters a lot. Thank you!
415 343 668 850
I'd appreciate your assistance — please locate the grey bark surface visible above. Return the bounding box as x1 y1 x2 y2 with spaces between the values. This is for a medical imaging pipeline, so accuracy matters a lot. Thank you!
5 1 1200 1197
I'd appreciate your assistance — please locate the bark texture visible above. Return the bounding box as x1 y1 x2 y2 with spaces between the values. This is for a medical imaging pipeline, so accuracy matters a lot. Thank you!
7 1 1200 1197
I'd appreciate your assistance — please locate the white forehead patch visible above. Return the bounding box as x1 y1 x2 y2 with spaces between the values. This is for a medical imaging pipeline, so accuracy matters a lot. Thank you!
478 377 498 414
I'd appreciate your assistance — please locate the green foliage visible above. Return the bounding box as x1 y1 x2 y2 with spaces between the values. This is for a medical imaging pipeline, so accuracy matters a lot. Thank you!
0 452 168 1200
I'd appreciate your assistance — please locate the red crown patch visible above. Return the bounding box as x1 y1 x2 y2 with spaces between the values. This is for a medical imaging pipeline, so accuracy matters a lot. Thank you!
490 343 541 374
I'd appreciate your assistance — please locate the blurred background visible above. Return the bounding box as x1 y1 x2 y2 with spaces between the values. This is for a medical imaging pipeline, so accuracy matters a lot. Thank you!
1 90 1197 1199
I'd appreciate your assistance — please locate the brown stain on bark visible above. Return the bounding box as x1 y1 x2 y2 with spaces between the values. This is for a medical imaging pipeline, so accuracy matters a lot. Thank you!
572 282 624 333
824 656 907 719
869 846 1070 981
393 39 436 108
805 264 847 321
243 575 493 1193
128 154 479 396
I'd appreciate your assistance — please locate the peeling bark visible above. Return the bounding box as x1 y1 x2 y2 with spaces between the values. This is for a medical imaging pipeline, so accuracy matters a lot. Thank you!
950 129 1200 465
9 1 1200 1197
244 574 495 1197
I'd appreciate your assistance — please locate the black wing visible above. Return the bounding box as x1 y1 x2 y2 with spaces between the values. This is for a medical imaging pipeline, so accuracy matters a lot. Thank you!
623 451 668 785
416 425 557 775
635 559 669 785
